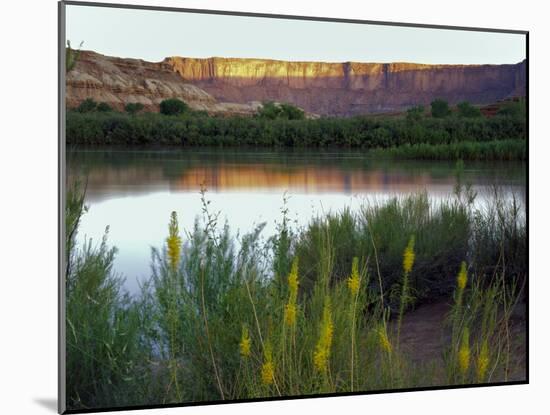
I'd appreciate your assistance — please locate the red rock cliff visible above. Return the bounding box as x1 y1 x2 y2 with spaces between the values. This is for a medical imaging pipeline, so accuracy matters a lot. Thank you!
67 51 526 117
166 57 526 116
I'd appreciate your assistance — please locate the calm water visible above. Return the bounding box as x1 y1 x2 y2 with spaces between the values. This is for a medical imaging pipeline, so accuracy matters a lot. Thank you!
67 148 526 293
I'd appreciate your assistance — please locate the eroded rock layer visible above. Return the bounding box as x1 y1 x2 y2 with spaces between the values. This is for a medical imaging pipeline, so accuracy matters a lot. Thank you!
67 50 526 117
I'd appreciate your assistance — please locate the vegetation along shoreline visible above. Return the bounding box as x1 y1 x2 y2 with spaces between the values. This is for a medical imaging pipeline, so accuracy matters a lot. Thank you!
66 97 526 160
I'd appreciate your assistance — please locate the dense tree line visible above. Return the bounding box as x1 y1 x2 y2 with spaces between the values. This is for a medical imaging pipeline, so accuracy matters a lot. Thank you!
66 98 526 149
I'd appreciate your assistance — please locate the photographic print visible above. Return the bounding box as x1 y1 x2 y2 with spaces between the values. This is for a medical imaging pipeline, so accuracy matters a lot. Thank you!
60 1 527 413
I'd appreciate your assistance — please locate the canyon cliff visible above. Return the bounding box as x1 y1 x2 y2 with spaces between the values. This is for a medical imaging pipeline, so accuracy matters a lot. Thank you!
67 50 526 117
66 51 263 116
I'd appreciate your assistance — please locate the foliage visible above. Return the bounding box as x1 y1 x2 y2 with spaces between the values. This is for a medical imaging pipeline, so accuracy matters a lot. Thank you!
431 99 451 118
370 139 526 161
469 190 526 282
457 101 482 118
66 40 83 73
76 98 98 113
159 98 189 116
257 101 305 120
65 184 526 410
97 102 113 112
294 194 472 308
498 99 526 119
125 102 144 115
66 110 526 157
446 259 523 384
65 185 153 409
406 105 425 123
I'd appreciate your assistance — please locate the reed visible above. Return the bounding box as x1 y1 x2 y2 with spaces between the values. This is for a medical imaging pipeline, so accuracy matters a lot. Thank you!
65 185 526 410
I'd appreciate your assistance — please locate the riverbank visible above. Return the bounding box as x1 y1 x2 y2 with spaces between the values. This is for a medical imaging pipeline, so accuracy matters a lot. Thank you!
66 110 526 160
65 185 527 410
370 139 526 161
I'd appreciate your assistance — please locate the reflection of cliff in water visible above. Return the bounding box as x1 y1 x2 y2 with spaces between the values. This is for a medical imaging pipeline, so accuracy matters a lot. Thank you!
67 149 526 203
171 165 451 193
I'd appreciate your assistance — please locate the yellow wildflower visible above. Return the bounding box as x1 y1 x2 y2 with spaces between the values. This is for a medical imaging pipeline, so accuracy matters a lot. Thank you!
313 297 334 373
261 344 274 385
284 257 299 328
378 326 392 354
458 327 471 375
284 303 296 327
239 326 251 358
403 236 415 275
457 261 468 290
166 211 182 272
288 257 299 304
261 361 274 385
477 340 490 382
313 348 329 372
347 257 360 296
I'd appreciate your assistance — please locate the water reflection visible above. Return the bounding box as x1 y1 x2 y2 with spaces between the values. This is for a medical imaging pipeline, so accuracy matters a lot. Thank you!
67 148 526 293
68 148 526 200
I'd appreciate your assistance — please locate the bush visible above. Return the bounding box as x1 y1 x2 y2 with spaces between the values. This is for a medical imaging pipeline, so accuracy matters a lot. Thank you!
406 105 425 123
431 99 451 118
294 193 470 306
257 102 281 120
370 139 526 161
159 98 189 116
125 102 145 115
76 98 98 113
66 110 526 153
65 186 526 407
66 113 105 144
258 101 305 120
65 185 148 409
457 101 482 118
97 102 113 112
498 100 526 119
279 103 305 120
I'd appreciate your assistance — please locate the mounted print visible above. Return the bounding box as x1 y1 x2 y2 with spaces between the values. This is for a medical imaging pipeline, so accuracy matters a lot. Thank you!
59 1 528 413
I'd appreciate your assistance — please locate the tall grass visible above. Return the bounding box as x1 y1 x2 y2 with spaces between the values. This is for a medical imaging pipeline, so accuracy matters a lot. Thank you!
65 185 526 410
446 260 524 384
294 193 472 309
66 110 526 155
65 185 153 409
370 139 526 161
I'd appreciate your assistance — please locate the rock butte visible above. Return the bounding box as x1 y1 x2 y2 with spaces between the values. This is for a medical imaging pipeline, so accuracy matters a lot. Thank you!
67 50 526 117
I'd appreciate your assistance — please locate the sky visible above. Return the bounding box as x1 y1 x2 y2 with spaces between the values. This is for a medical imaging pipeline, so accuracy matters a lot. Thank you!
65 4 526 65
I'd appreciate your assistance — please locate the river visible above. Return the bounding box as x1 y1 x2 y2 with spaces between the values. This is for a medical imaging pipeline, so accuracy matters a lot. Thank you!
67 148 526 293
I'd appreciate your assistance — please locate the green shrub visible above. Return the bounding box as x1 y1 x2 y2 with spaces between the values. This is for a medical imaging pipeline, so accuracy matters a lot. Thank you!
160 98 189 116
66 40 83 73
65 185 150 409
257 101 282 120
279 103 305 120
457 101 482 118
125 102 144 115
65 185 526 406
406 105 425 123
431 98 451 118
498 99 526 119
370 139 526 161
97 102 114 112
66 110 526 154
294 193 471 307
76 98 98 113
257 101 305 120
66 113 105 144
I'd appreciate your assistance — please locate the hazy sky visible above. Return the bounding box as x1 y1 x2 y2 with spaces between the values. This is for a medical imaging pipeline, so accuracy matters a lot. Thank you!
66 4 526 64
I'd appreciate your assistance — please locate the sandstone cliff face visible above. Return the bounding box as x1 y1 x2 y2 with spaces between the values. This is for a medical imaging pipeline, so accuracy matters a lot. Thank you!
67 51 526 117
66 51 262 116
166 57 526 116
